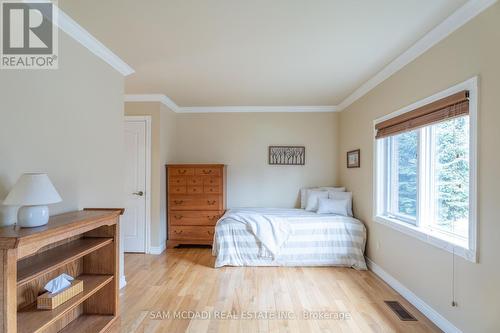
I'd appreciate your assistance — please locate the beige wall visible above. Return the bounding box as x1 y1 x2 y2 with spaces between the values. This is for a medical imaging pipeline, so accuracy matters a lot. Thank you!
124 102 176 248
175 112 340 208
0 31 126 284
159 104 177 247
124 108 338 247
338 4 500 332
0 32 125 223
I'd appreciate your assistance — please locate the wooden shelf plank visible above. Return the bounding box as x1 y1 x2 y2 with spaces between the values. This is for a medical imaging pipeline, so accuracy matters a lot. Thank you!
17 237 113 286
17 274 113 333
59 315 115 333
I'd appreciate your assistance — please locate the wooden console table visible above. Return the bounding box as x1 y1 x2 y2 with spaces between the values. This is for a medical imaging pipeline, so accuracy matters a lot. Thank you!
0 208 123 333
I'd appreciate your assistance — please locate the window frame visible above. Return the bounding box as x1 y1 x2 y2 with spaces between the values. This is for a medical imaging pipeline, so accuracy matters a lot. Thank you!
373 77 478 262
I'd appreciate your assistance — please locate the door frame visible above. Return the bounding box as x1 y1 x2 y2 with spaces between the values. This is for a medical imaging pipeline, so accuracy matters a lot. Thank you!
124 115 152 253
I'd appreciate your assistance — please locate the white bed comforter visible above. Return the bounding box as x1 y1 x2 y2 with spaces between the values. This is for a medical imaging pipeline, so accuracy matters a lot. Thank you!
212 208 367 270
221 210 292 259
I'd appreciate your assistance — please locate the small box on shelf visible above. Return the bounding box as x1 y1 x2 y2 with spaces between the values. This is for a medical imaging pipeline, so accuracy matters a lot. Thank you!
37 280 84 310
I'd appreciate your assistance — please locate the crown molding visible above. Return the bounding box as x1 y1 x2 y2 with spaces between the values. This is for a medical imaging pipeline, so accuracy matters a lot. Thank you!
124 94 180 112
31 1 135 76
124 95 337 113
180 105 337 113
337 0 497 111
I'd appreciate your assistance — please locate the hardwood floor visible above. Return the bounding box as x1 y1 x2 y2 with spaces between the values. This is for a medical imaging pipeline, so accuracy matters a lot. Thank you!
109 248 441 333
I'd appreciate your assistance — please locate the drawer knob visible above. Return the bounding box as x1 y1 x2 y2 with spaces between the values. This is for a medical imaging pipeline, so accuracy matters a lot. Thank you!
178 170 187 174
174 200 184 204
175 215 183 219
207 200 216 205
203 170 212 174
174 230 183 234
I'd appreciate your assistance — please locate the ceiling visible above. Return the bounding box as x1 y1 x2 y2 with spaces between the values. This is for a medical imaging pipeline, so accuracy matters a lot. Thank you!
60 0 467 107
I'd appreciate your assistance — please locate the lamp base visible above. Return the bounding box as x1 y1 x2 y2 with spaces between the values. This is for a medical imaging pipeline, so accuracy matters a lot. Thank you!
18 205 49 228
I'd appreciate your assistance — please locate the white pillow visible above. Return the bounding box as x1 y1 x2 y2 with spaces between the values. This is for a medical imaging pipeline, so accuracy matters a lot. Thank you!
328 191 353 217
300 187 346 209
317 198 349 216
304 190 329 212
302 188 329 209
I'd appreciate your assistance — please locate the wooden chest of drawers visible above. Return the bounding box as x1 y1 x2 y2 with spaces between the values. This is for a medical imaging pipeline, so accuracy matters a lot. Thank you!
166 164 226 247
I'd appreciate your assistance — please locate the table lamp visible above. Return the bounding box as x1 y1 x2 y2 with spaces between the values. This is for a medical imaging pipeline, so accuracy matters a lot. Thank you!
3 173 62 227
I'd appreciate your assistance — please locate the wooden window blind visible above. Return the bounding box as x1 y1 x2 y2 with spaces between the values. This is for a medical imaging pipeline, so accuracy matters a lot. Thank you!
375 90 469 139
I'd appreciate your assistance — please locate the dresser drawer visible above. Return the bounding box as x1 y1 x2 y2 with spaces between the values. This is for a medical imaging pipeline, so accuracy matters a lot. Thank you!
204 185 220 194
169 176 186 186
195 167 221 176
187 176 203 185
203 176 220 186
170 211 224 226
170 226 215 240
169 195 222 210
170 185 186 194
170 167 194 176
187 185 203 194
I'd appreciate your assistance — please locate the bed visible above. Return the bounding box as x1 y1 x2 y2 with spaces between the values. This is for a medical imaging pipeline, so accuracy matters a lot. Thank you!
212 208 367 270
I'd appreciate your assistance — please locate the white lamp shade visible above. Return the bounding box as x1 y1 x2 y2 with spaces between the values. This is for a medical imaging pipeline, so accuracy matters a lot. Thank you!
3 173 62 206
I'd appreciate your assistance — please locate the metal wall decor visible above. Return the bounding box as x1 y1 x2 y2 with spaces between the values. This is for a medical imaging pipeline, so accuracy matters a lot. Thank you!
268 146 305 165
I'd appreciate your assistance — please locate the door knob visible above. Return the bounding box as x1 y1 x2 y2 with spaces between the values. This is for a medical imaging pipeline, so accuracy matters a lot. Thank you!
133 191 144 196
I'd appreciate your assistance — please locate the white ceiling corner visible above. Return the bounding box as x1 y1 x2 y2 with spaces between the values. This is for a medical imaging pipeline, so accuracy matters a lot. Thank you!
124 94 179 112
52 4 134 76
62 0 496 111
122 0 494 113
336 0 498 111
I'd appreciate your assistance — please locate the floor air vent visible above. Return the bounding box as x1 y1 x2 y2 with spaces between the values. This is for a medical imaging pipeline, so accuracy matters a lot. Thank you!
384 301 417 321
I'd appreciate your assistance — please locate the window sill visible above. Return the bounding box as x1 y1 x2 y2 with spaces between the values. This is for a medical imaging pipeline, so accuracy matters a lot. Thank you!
374 215 477 263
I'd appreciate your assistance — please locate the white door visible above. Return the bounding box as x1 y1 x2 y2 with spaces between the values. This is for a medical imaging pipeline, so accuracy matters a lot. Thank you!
123 119 148 252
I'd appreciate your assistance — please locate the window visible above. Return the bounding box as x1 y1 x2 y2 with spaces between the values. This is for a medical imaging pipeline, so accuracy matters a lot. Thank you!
429 117 470 239
374 78 477 262
386 130 419 224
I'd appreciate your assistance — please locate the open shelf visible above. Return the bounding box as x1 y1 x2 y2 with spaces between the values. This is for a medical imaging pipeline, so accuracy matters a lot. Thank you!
58 315 115 333
17 237 113 286
17 274 113 333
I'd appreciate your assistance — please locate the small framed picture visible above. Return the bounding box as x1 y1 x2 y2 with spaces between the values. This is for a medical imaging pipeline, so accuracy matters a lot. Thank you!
347 149 360 168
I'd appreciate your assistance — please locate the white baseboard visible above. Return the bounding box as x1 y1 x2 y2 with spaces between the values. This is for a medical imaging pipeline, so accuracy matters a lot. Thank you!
366 257 462 333
119 275 127 289
149 241 166 255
